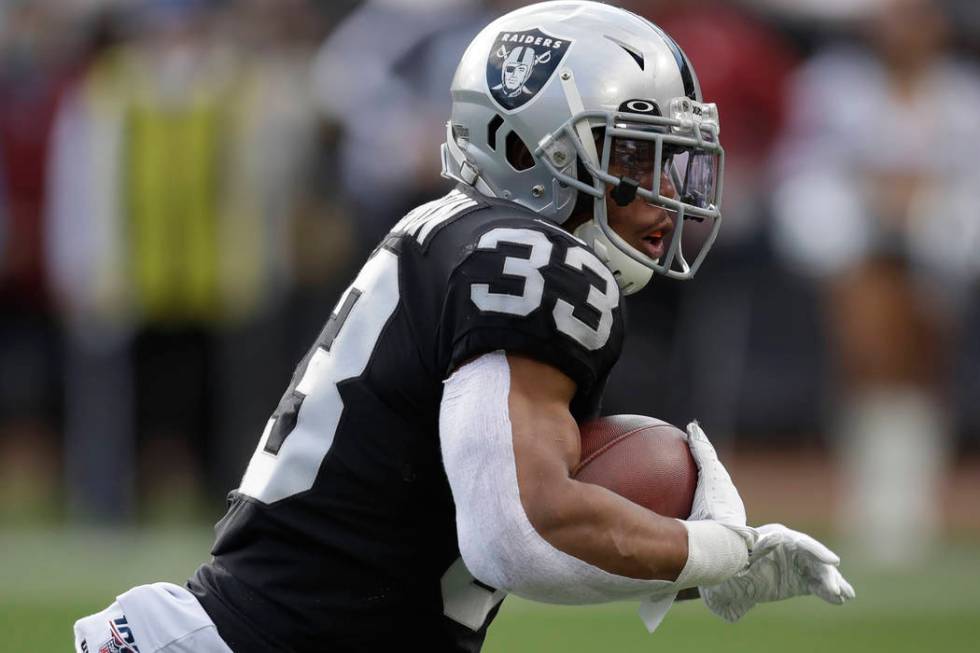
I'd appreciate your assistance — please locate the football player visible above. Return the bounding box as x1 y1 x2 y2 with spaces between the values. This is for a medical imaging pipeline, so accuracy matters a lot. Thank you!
74 3 853 652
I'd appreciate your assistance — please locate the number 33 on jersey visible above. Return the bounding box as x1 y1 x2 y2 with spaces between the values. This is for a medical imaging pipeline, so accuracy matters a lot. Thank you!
470 226 619 350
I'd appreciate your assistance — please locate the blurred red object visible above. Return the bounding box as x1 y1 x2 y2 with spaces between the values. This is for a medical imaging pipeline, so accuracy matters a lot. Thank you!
651 1 799 164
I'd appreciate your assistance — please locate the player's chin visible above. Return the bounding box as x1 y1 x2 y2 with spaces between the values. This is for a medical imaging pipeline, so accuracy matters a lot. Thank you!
639 234 668 260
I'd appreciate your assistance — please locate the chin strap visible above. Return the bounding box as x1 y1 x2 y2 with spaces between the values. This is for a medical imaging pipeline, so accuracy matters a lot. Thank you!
573 221 653 296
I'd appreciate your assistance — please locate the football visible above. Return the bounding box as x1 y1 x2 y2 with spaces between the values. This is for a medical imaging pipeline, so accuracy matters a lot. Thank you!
573 415 697 519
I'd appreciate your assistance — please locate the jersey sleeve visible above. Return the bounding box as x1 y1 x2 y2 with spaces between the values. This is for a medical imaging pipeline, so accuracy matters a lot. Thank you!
440 220 624 397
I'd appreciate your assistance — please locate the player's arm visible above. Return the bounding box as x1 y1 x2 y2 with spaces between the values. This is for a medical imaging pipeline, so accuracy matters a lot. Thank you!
440 351 755 606
512 360 857 622
506 353 687 581
437 221 756 606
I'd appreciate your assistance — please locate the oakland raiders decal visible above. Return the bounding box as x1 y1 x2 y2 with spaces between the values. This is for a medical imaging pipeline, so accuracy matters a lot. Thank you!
487 28 571 111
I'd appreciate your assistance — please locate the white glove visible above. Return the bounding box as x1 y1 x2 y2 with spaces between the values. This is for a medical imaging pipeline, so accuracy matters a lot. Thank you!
685 422 758 549
638 422 756 633
701 523 856 622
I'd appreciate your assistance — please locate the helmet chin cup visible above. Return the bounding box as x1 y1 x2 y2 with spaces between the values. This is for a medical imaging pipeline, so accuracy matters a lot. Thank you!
573 221 653 296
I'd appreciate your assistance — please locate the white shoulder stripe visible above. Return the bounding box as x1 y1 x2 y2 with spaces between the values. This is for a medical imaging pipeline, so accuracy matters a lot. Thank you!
393 190 477 245
534 218 586 245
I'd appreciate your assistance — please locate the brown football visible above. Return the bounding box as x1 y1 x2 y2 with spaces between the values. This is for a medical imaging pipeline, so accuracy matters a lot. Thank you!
573 415 697 519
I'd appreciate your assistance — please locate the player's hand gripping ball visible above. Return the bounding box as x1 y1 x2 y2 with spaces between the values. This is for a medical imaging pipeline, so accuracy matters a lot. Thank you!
573 415 697 519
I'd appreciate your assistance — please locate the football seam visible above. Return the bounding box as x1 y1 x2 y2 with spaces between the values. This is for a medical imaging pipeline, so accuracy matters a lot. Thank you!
572 425 654 476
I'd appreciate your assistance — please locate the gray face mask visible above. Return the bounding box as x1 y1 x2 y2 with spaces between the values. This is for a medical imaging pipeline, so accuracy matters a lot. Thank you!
537 97 724 287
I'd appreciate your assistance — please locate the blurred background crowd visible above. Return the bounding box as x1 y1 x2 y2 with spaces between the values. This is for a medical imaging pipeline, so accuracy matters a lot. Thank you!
1 0 979 571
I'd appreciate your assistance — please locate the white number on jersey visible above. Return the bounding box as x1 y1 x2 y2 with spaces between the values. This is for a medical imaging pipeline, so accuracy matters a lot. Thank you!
441 557 507 632
470 228 553 316
239 248 400 504
553 245 619 350
469 227 619 350
238 192 477 504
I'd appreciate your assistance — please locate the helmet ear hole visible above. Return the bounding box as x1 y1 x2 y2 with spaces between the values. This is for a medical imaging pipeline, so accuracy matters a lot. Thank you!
487 114 504 150
505 131 535 171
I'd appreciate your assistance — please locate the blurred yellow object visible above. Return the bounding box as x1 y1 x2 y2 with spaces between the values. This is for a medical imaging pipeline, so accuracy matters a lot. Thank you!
126 100 223 323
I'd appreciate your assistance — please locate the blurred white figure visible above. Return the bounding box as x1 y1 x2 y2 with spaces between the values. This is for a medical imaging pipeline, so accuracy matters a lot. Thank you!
772 0 980 564
310 0 495 240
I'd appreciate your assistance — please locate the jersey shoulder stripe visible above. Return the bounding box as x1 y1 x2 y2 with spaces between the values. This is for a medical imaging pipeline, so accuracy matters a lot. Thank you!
391 189 482 249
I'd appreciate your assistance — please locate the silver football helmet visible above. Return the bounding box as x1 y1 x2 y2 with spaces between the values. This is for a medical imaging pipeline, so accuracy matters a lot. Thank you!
441 1 724 294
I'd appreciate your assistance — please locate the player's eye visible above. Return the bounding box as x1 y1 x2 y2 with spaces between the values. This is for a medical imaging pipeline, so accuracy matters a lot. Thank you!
611 138 656 180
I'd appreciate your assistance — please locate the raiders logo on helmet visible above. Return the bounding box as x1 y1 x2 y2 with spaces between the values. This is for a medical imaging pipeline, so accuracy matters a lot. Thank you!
486 28 571 111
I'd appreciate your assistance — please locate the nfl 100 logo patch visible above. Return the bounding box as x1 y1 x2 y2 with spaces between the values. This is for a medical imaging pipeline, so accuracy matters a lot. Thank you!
98 616 140 653
486 28 572 111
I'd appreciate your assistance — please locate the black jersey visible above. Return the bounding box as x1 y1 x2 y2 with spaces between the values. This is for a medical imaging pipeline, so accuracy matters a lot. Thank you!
188 187 626 652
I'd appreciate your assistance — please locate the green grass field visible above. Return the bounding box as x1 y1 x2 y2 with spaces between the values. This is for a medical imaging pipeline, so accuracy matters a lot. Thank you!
4 529 978 652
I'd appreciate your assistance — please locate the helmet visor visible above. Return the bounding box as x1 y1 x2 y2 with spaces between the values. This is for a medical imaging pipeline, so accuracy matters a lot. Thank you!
602 122 722 275
609 136 676 198
534 101 724 279
665 144 720 212
606 122 721 217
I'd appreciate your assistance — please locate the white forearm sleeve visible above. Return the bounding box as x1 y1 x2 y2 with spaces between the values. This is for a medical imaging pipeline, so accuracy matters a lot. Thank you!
636 519 751 632
674 520 751 589
439 351 675 604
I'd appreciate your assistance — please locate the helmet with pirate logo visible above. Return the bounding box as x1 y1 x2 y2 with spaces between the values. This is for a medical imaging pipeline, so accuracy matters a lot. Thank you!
497 45 551 98
441 1 724 293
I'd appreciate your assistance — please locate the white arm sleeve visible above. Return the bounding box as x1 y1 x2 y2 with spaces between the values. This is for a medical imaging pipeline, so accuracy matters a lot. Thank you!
439 350 676 605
